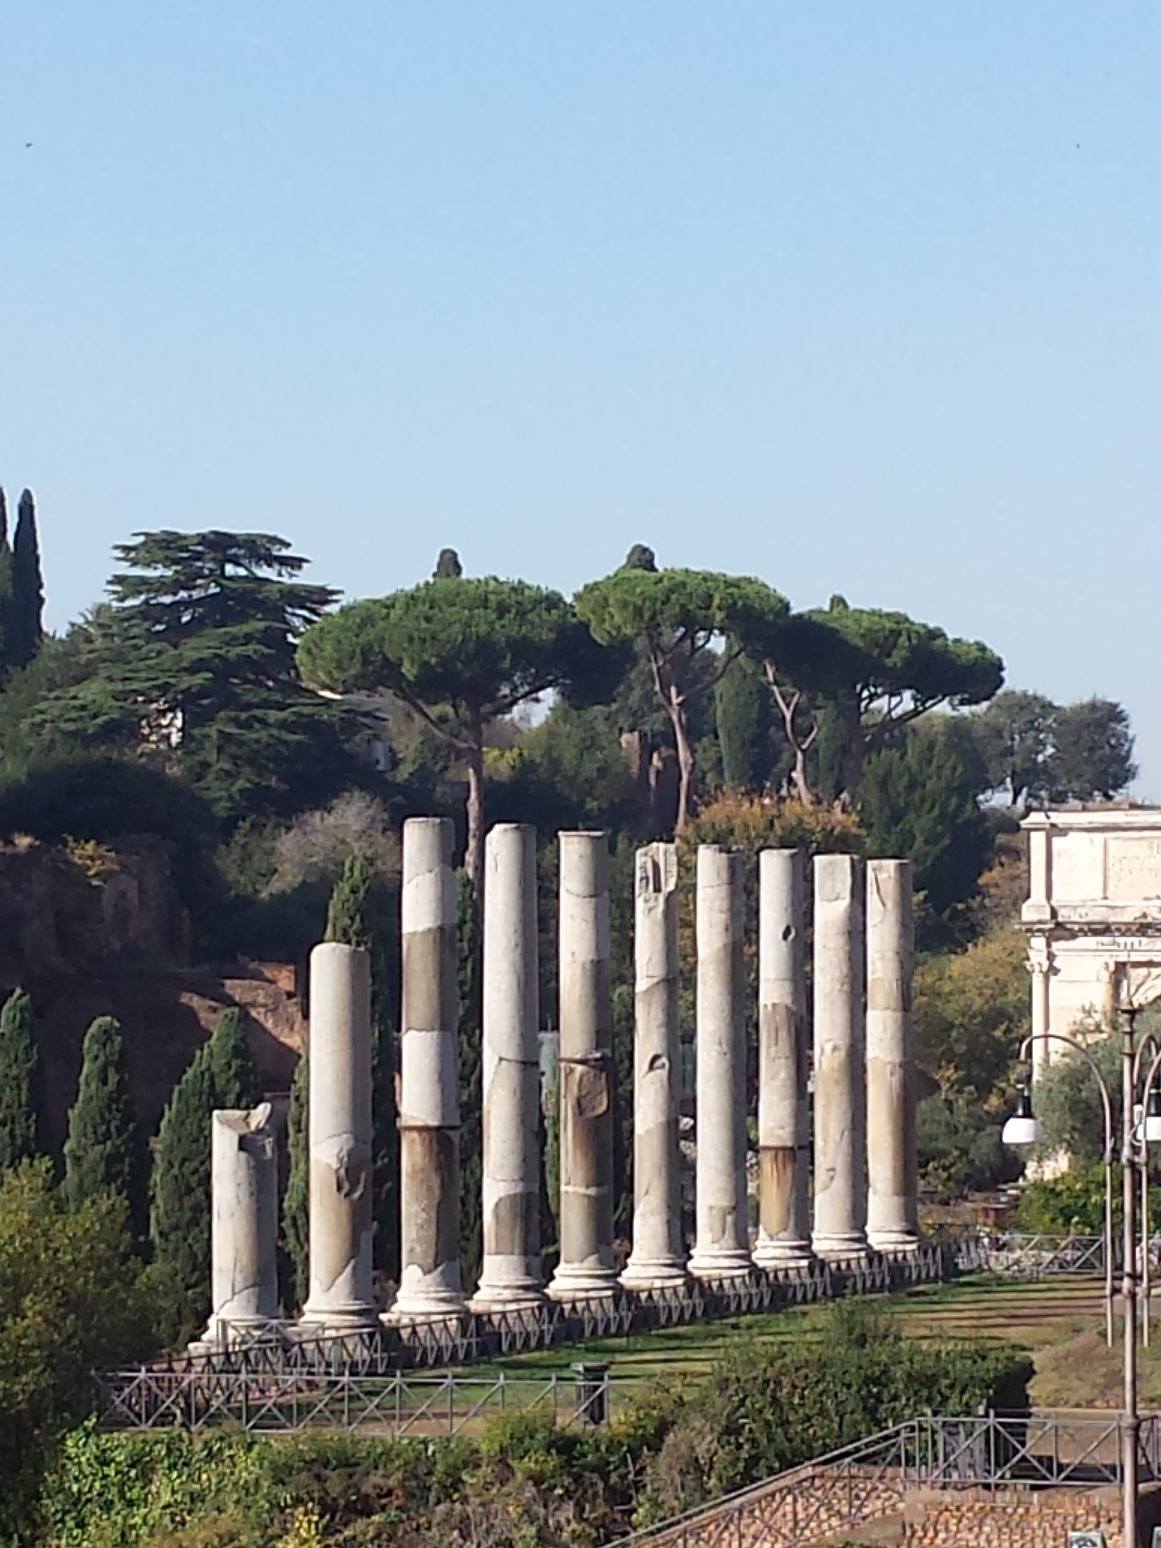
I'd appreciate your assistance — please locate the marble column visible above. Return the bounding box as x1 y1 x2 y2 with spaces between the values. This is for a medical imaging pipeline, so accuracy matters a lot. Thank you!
753 848 812 1269
394 816 467 1318
689 844 752 1280
622 842 686 1289
548 830 618 1300
203 1103 279 1343
811 854 869 1261
866 859 918 1253
301 942 377 1328
473 823 544 1310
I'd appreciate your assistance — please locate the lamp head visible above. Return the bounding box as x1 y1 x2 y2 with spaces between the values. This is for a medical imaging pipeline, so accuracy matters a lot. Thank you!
1002 1086 1044 1147
1146 1086 1161 1145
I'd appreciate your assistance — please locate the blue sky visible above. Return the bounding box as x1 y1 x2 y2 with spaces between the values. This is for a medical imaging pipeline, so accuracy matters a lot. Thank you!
5 3 1160 788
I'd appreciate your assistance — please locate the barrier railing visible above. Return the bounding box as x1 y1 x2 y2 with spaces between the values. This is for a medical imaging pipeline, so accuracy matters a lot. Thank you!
611 1411 1161 1546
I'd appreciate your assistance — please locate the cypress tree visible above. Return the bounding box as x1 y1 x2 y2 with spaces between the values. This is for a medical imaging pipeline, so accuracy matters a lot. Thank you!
11 489 44 670
149 1045 215 1331
0 989 44 1170
207 1006 260 1108
324 852 399 1281
714 654 777 791
281 1054 310 1311
62 1015 146 1231
457 868 483 1293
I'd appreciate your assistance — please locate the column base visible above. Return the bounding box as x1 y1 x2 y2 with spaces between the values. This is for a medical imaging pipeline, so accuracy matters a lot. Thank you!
386 1291 469 1322
868 1231 919 1254
688 1248 753 1281
470 1284 547 1314
620 1258 688 1291
811 1234 870 1263
752 1238 814 1271
547 1264 620 1301
298 1301 380 1332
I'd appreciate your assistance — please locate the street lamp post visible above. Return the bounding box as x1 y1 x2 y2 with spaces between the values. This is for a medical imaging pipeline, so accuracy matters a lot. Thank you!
1004 1010 1161 1548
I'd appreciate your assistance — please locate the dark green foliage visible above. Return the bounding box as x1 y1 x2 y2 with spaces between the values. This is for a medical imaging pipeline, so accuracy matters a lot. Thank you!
1050 696 1137 801
1031 1033 1122 1166
62 1016 146 1233
35 1305 1030 1547
457 868 482 1292
0 1161 152 1535
148 1045 215 1340
324 853 399 1281
0 624 107 777
714 654 777 791
916 1096 1020 1201
433 547 463 578
970 689 1057 806
206 1007 260 1110
282 1056 309 1311
31 530 357 823
859 719 992 922
0 988 45 1171
11 488 46 670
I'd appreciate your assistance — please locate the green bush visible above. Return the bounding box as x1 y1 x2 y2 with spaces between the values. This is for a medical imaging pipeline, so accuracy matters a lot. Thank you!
32 1303 1030 1547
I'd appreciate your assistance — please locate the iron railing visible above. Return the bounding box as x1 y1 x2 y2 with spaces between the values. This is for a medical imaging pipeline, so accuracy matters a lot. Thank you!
611 1411 1161 1546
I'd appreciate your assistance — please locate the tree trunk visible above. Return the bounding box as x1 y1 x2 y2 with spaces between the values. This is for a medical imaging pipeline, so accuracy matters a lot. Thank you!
465 741 485 898
669 700 696 833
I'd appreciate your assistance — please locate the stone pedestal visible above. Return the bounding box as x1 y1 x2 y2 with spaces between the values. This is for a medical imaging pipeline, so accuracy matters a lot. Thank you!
548 831 618 1300
621 842 686 1290
203 1103 279 1343
300 942 378 1328
393 816 467 1319
866 859 918 1253
689 844 752 1280
811 854 869 1262
473 823 545 1311
753 848 813 1270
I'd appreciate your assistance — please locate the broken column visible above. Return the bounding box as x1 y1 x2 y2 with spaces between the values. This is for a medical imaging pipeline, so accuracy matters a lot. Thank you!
811 854 869 1261
753 848 813 1270
204 1103 279 1343
866 859 918 1253
300 942 377 1328
548 830 618 1300
394 815 467 1318
622 842 686 1289
473 823 544 1310
689 844 752 1280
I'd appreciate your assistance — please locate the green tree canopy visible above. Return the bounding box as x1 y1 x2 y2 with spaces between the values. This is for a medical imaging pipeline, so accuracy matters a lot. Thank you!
30 531 358 822
751 599 1003 801
11 489 45 671
299 576 622 887
575 564 789 831
149 1044 215 1338
62 1016 146 1232
206 1007 260 1110
970 689 1057 807
0 989 44 1171
1050 697 1137 801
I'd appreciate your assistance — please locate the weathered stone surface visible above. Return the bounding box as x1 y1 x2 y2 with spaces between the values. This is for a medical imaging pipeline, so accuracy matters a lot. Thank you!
689 845 751 1281
300 942 377 1328
753 848 812 1268
473 823 544 1311
812 854 869 1261
548 831 618 1300
202 1103 279 1344
393 816 466 1319
622 842 686 1289
866 858 918 1252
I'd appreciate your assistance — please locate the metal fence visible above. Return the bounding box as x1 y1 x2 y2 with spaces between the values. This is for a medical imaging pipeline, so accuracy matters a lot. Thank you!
611 1412 1161 1546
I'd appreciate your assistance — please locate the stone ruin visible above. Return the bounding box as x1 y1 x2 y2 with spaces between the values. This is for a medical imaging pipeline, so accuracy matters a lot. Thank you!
201 818 918 1338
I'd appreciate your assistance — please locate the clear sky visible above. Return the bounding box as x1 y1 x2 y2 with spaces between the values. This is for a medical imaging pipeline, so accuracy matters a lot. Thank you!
5 4 1160 789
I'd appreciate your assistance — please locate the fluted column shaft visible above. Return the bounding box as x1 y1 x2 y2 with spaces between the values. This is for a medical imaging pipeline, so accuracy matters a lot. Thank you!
394 816 466 1317
754 848 812 1268
301 942 377 1327
811 854 869 1260
866 859 918 1252
549 831 618 1299
622 842 686 1288
689 845 751 1280
474 823 544 1309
